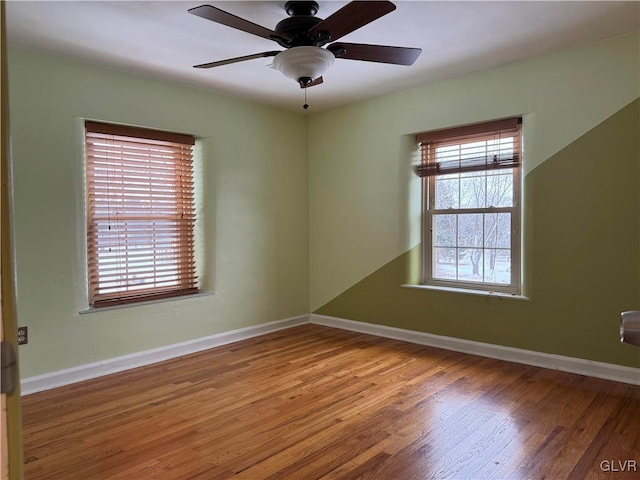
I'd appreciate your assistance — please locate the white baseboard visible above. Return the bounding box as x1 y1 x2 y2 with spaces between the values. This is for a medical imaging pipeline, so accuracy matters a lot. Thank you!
21 314 309 395
310 314 640 385
22 312 639 395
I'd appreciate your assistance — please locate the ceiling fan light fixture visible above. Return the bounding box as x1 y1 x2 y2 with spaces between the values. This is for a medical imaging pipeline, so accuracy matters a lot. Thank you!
273 46 335 85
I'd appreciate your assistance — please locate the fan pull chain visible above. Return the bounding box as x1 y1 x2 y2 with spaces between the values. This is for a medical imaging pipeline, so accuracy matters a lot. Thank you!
303 86 309 110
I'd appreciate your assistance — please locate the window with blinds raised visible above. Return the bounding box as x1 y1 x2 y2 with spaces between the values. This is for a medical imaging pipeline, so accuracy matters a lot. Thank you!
85 121 198 307
415 117 522 294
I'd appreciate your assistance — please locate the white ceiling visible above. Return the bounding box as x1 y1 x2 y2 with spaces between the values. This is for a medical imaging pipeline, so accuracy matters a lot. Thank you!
6 1 640 113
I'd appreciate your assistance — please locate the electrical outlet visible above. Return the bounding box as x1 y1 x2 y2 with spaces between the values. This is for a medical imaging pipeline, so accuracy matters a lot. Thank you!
17 326 28 345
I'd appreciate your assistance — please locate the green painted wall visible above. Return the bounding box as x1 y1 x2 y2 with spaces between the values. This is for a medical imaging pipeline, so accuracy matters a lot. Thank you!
316 99 640 367
310 32 640 367
8 31 640 378
309 32 639 314
8 47 310 377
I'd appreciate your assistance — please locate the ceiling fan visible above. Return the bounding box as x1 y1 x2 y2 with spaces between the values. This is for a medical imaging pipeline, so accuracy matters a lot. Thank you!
188 1 422 90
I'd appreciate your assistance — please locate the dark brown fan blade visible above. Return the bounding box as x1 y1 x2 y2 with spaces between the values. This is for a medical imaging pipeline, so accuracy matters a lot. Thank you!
328 43 421 65
194 51 281 69
308 1 396 46
188 5 290 43
300 77 324 89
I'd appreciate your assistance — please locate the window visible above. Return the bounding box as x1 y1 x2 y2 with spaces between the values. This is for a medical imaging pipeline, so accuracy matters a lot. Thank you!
85 122 198 307
415 118 522 294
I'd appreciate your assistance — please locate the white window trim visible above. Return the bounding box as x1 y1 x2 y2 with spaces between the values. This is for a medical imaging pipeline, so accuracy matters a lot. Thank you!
420 141 522 295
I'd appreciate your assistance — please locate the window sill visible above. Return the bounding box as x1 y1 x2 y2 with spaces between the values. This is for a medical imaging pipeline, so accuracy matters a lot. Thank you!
79 291 215 315
401 284 529 301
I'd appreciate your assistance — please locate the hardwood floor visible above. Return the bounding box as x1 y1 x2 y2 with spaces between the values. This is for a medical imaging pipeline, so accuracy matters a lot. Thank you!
22 324 640 479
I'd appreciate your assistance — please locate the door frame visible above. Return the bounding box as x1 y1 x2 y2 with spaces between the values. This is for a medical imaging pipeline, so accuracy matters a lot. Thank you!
1 1 24 478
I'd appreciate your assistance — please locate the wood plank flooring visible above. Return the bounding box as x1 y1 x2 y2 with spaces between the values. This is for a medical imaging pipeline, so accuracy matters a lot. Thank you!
22 324 640 479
